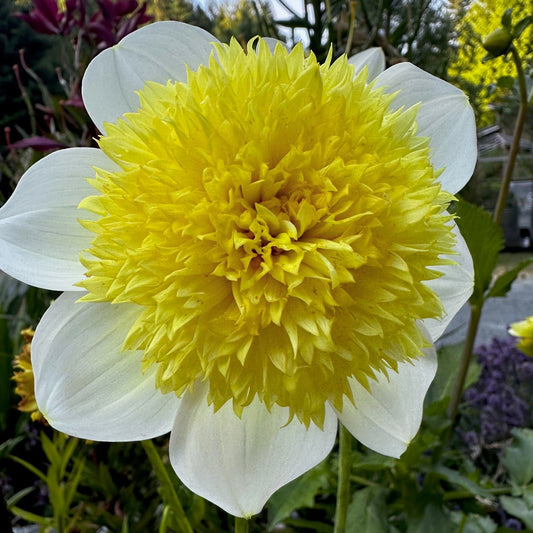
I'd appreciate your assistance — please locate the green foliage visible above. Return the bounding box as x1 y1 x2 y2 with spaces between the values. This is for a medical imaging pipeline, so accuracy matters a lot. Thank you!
500 428 533 486
267 460 329 530
449 0 533 125
345 486 391 533
208 0 281 44
148 0 213 31
500 496 533 529
425 343 481 407
485 259 533 298
454 199 532 310
454 200 504 306
274 0 455 72
9 432 86 532
450 512 497 533
0 0 61 137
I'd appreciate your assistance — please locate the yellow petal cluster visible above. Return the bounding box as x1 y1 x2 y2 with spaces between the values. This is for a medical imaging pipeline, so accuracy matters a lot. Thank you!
78 39 455 427
509 316 533 357
12 329 46 423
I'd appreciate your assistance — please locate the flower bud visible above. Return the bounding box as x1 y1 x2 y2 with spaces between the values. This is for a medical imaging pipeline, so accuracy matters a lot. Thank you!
482 28 513 56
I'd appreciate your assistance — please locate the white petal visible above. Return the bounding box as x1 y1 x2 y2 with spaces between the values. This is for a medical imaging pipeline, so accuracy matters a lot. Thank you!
33 292 179 440
0 148 116 291
262 37 289 53
348 47 386 81
424 222 474 341
169 387 337 518
336 338 437 458
82 21 218 133
374 63 477 194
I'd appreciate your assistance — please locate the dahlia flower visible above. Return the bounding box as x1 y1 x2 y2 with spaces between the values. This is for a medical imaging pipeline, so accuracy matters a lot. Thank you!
0 22 476 517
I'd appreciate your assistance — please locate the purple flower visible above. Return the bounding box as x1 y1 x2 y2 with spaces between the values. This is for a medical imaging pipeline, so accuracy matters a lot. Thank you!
460 337 533 447
14 0 80 36
14 0 152 49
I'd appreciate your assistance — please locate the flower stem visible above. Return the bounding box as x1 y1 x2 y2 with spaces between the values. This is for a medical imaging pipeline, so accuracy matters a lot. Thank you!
345 1 357 56
447 46 528 422
333 424 352 533
446 302 482 420
141 440 194 533
234 517 249 533
493 45 529 226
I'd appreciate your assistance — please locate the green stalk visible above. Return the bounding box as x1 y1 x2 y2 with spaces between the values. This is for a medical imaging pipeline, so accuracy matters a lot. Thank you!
235 517 249 533
493 45 529 226
141 440 193 533
446 303 482 420
447 45 529 421
333 425 352 533
345 1 357 56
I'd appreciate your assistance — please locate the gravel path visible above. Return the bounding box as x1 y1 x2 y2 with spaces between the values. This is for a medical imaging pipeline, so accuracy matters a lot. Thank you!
439 276 533 349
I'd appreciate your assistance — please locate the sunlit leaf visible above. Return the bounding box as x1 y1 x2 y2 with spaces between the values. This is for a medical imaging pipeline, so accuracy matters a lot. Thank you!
513 15 533 38
485 259 533 299
450 512 497 533
500 496 533 529
406 501 455 533
501 8 513 29
267 460 327 530
454 200 503 306
500 428 533 486
426 343 481 406
427 465 492 499
346 486 390 533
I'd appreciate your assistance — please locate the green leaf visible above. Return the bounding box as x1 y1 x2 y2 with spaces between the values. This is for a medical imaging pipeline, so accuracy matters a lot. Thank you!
59 436 79 479
41 431 62 467
500 428 533 486
121 515 130 533
352 450 396 471
6 486 35 508
454 200 504 306
267 460 327 530
524 485 533 507
500 496 533 529
9 505 54 527
496 76 515 89
486 260 533 299
513 15 533 38
273 17 312 29
501 8 513 29
406 502 455 533
140 440 193 533
450 512 497 533
8 454 48 483
64 456 86 511
425 343 480 406
280 517 333 532
0 436 24 458
345 486 390 533
426 465 492 499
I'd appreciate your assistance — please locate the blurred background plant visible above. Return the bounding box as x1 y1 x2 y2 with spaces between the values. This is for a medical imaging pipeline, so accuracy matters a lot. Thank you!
0 0 532 531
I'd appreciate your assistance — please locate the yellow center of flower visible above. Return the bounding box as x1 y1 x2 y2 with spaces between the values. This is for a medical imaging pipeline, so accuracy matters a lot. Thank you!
78 39 454 427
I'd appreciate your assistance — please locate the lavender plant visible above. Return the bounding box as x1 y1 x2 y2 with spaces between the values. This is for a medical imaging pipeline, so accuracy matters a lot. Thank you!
460 337 533 458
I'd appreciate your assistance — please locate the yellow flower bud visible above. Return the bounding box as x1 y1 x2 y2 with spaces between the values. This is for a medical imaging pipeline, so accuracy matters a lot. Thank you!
482 28 513 56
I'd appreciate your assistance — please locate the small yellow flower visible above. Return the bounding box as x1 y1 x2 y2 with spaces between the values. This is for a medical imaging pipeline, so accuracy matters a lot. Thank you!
509 316 533 356
12 329 46 423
